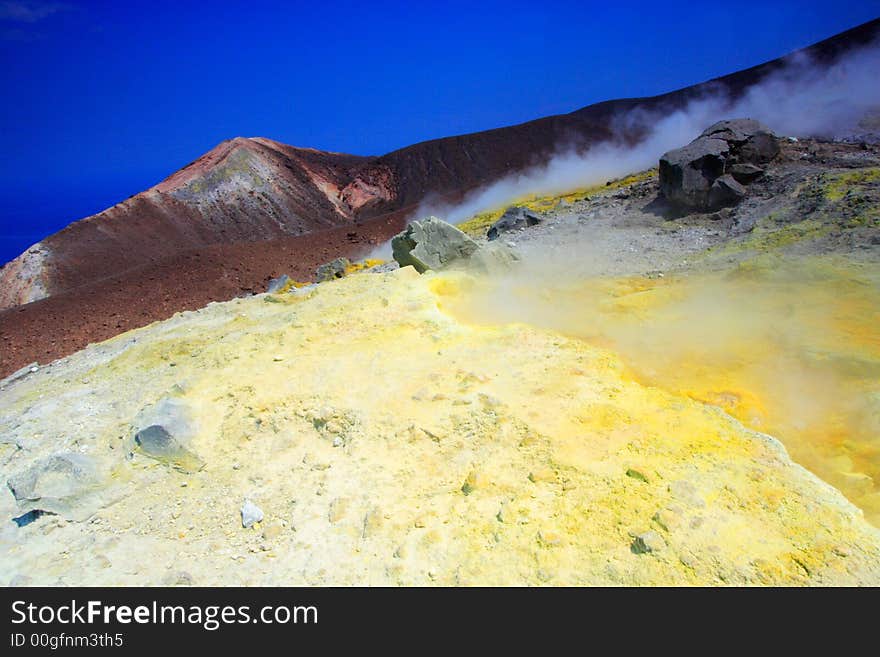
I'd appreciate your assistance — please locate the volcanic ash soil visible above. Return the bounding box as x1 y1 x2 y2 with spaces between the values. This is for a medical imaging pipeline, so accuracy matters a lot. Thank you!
1 267 879 585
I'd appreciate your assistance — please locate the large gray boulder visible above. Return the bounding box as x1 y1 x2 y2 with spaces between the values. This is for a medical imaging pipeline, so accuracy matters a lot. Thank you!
391 216 480 273
487 206 543 241
7 453 104 522
659 118 779 211
659 137 730 210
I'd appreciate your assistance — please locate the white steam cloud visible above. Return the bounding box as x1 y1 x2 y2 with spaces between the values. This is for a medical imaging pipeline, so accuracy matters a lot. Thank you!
417 37 880 224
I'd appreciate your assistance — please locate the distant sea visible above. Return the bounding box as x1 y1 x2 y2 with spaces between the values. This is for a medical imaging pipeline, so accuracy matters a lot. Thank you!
0 179 152 266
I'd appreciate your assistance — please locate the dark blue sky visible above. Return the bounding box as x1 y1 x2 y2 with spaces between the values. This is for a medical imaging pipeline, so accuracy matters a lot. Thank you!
1 0 878 264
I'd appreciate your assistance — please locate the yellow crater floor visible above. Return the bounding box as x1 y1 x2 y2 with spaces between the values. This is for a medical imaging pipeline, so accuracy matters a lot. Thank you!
435 255 880 527
0 264 878 585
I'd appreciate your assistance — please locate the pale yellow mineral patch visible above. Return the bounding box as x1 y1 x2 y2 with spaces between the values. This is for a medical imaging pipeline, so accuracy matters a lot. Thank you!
0 264 878 585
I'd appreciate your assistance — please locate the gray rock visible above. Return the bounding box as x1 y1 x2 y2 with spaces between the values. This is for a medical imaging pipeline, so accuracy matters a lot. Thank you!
241 499 264 528
266 274 291 293
315 258 350 282
7 453 102 521
631 530 665 554
659 137 730 210
467 242 519 274
132 398 203 472
659 118 779 211
133 425 203 472
700 119 779 163
709 174 747 208
732 213 759 235
740 131 780 163
487 206 543 241
365 261 400 274
728 163 765 184
700 118 769 144
391 217 480 273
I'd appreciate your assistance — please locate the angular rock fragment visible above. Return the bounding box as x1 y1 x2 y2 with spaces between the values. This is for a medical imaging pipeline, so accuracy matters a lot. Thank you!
700 118 776 153
391 216 480 273
241 499 264 528
487 206 543 241
266 274 291 293
709 174 747 208
467 241 519 274
740 132 779 162
7 453 104 522
131 397 203 472
728 163 765 184
133 425 202 472
631 530 665 554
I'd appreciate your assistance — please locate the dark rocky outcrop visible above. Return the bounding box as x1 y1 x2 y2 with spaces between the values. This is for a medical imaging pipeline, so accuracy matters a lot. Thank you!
701 119 780 163
487 206 543 240
659 119 780 211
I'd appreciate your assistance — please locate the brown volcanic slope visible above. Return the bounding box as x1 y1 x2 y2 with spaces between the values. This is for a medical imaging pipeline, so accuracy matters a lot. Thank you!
1 17 878 377
0 138 380 309
0 213 407 379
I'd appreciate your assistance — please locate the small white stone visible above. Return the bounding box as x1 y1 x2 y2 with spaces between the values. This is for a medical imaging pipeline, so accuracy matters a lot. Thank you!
241 500 264 528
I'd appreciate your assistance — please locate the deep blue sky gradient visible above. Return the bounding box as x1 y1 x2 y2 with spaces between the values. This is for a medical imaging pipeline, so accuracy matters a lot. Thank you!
1 0 878 264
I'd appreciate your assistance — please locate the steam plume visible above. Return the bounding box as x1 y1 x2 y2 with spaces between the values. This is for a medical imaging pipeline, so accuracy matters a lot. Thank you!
417 37 880 224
